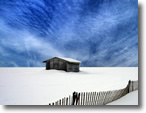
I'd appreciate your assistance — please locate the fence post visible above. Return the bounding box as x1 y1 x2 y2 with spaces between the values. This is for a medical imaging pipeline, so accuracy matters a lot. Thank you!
128 80 131 93
59 99 61 105
72 91 76 105
66 97 68 105
72 91 80 105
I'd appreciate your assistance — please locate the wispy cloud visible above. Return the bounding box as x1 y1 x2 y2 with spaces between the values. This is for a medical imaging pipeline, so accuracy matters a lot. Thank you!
0 20 63 66
0 0 138 67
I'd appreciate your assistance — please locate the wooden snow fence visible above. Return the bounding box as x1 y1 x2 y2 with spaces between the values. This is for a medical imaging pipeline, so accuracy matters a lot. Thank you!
48 80 138 105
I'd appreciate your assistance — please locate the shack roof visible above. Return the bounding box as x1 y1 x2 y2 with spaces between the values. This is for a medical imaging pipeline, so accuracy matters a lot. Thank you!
43 57 80 63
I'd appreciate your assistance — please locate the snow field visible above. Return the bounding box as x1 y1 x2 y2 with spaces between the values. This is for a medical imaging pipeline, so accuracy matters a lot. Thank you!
0 67 138 105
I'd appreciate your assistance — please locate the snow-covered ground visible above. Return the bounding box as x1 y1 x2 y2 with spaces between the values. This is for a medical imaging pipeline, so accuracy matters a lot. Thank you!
107 90 138 105
0 67 138 105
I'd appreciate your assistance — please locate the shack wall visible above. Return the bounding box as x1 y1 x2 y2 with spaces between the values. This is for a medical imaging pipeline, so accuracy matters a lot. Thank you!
67 63 79 72
46 61 50 70
49 58 67 71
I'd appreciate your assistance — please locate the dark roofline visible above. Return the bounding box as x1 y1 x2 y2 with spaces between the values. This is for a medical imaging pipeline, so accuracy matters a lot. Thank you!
43 57 80 64
43 57 52 63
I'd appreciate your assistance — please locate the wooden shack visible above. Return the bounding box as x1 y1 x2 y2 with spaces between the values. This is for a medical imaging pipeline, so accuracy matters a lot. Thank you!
43 57 80 72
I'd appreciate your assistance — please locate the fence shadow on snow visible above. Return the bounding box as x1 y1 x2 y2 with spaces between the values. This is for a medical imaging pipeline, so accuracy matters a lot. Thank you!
48 80 138 105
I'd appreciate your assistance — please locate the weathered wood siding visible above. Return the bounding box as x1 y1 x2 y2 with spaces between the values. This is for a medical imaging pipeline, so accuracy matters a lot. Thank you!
59 60 66 70
46 61 50 70
50 60 53 69
47 58 67 71
67 63 79 72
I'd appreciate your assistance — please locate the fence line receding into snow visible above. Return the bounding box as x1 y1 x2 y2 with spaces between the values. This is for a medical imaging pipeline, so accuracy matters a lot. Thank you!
48 80 138 105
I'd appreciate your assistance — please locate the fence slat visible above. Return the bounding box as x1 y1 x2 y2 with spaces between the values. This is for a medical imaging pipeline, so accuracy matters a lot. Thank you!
110 90 117 102
92 92 94 105
97 92 100 105
96 92 100 105
89 92 92 105
86 92 89 105
98 92 103 105
80 93 83 105
107 91 115 103
95 92 98 105
83 92 85 105
87 92 90 105
103 91 110 105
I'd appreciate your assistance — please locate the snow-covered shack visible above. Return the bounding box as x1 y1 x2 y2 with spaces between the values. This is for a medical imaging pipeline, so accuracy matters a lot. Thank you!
43 57 80 72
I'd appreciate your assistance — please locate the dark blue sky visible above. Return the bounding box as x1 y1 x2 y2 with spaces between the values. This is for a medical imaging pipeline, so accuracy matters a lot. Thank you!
0 0 138 67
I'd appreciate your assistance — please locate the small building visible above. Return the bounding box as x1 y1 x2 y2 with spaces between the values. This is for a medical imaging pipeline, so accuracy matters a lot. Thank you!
43 57 80 72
